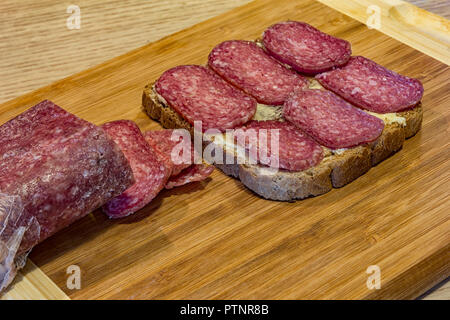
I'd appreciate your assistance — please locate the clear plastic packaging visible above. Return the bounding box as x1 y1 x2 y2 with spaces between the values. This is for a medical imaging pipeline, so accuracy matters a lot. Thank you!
0 193 40 292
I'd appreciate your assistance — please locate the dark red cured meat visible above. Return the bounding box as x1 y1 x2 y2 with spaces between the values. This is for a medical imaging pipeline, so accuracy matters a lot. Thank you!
144 129 192 176
0 100 134 250
262 21 351 74
101 121 170 218
315 56 424 113
0 100 134 289
208 40 307 105
144 129 214 188
155 65 257 132
233 120 323 171
166 165 214 189
283 89 385 149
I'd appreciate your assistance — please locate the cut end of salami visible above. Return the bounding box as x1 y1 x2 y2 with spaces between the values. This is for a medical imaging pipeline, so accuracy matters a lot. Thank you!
233 120 323 171
262 21 351 74
316 56 424 113
144 129 214 189
155 65 257 132
208 40 307 105
101 120 170 219
283 89 385 149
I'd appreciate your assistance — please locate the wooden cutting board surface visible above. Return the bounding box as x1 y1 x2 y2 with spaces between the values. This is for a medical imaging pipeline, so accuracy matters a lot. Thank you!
0 0 448 299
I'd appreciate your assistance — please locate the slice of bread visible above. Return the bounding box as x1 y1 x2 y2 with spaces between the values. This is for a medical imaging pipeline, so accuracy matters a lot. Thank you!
143 80 422 201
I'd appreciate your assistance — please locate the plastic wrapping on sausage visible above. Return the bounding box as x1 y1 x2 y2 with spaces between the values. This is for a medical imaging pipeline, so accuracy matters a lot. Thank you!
0 193 41 292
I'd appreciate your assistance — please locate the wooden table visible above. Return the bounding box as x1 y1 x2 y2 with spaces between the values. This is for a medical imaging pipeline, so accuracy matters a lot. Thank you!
0 0 448 300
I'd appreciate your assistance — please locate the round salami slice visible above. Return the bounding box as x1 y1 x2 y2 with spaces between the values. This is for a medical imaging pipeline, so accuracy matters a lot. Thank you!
155 65 257 132
101 120 171 218
165 164 214 189
262 21 351 74
208 40 307 105
283 89 385 149
316 56 424 113
233 120 323 171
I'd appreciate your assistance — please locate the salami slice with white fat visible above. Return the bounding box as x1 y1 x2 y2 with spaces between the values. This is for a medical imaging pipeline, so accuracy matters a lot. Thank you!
165 165 214 189
262 21 351 74
208 40 307 105
283 89 385 149
144 129 192 176
101 121 170 218
233 120 323 171
316 56 424 113
144 129 214 188
155 65 256 131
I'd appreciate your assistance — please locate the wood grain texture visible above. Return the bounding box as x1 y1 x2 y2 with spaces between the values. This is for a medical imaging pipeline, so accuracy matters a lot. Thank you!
410 0 450 18
0 1 448 299
0 0 447 105
317 0 450 65
0 261 69 300
1 0 448 300
0 0 251 103
421 277 450 300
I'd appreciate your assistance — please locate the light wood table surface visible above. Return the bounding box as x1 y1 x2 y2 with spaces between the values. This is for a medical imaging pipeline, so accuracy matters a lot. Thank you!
0 0 448 300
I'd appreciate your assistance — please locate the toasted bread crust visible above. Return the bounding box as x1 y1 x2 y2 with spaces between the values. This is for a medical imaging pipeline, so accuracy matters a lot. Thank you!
143 84 193 134
238 163 333 201
143 83 422 201
203 136 333 201
399 103 423 138
326 146 372 188
369 122 405 166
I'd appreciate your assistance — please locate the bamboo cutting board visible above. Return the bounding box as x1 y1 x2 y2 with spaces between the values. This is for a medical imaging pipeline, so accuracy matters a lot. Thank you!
1 0 449 299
